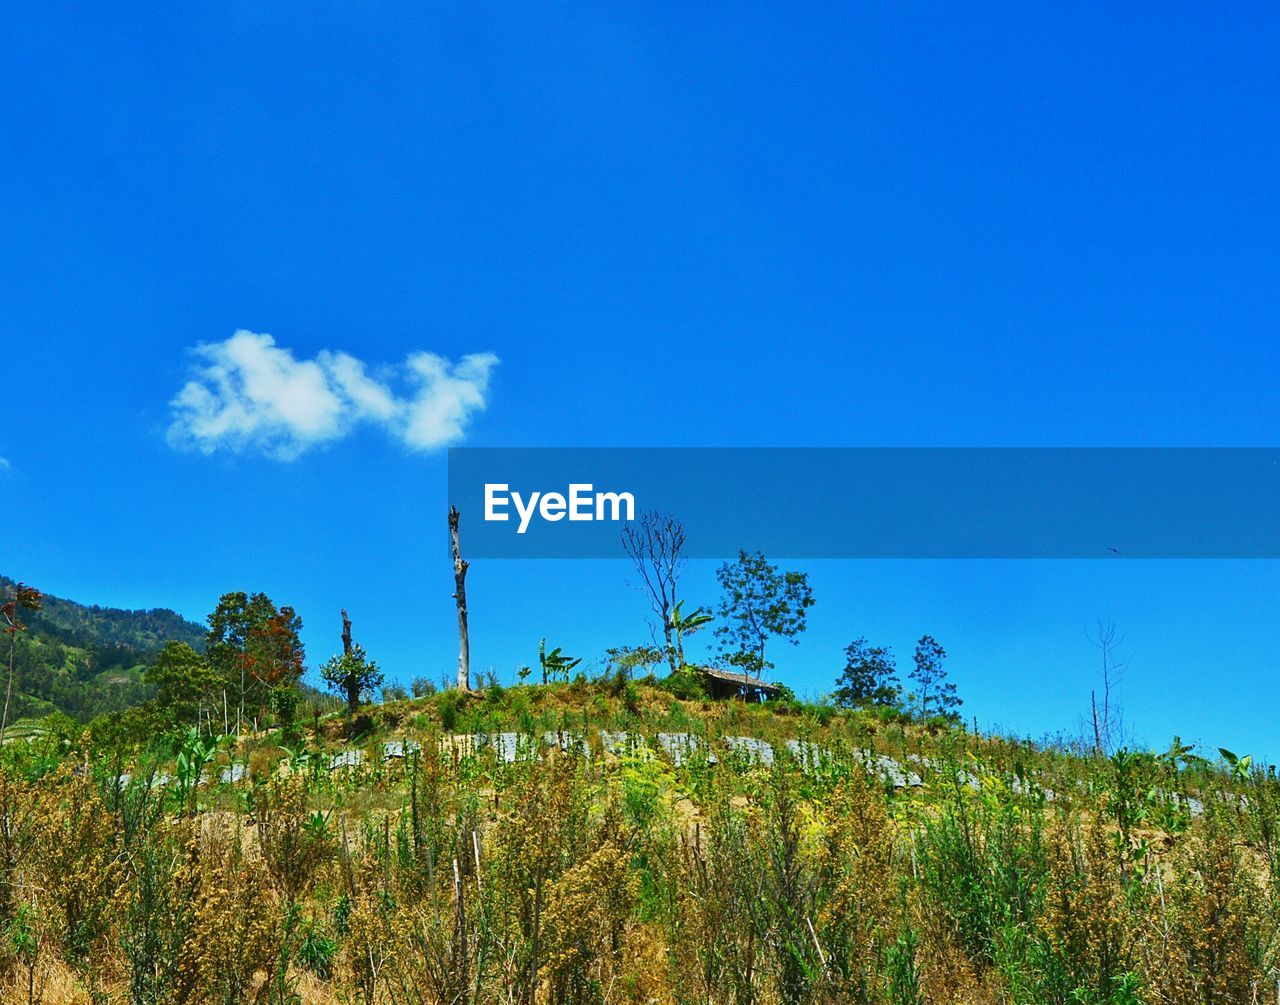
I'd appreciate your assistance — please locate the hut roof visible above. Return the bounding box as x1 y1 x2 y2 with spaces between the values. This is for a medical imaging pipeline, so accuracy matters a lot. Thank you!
695 666 782 694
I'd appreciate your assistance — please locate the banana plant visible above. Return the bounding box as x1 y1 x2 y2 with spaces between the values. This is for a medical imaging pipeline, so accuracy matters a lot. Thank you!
1219 747 1253 781
174 728 220 812
539 638 581 684
1159 735 1201 770
670 600 713 668
280 741 313 773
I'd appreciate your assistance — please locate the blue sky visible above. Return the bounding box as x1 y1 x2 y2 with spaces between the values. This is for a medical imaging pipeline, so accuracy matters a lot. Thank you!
3 5 1279 756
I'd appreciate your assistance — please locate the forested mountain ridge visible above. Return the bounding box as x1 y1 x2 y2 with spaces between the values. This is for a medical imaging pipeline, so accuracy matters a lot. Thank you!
0 574 206 722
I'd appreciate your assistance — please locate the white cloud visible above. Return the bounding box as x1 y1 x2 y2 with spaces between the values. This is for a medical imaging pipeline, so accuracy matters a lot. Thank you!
168 330 498 460
401 351 500 450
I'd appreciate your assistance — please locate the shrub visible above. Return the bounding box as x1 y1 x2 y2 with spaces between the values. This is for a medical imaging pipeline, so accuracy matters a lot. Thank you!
768 682 798 703
806 702 836 726
596 666 629 698
658 668 706 701
622 681 642 716
382 684 410 703
484 681 507 705
296 914 337 979
437 690 460 732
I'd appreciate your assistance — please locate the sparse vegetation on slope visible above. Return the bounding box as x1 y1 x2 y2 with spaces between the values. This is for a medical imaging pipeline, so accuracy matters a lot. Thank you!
0 680 1275 1005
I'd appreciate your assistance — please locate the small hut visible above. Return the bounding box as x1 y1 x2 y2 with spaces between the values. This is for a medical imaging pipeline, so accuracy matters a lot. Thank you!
695 666 782 702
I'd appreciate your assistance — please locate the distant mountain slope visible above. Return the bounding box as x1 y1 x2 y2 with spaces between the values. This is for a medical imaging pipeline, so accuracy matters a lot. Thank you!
1 575 206 723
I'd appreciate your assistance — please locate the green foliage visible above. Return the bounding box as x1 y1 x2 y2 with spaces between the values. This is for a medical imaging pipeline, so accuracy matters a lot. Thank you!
670 600 713 666
915 768 1046 969
206 591 305 729
1 574 204 654
658 666 707 701
0 677 1271 1003
296 913 337 978
538 637 581 684
319 642 384 714
833 637 902 709
6 901 38 964
620 750 673 829
604 643 665 680
174 727 219 811
382 683 409 702
0 575 204 723
437 689 461 731
146 641 219 724
1219 746 1253 780
767 681 798 703
909 635 961 720
886 912 925 1005
88 704 171 753
713 550 815 673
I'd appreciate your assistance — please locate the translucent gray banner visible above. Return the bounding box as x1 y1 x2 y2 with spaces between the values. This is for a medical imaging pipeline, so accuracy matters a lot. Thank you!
447 448 1280 558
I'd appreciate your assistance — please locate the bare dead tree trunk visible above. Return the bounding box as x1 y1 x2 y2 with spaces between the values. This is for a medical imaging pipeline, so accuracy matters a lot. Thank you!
1 633 16 747
449 506 471 692
340 609 359 714
621 511 687 675
452 857 469 992
1089 620 1128 754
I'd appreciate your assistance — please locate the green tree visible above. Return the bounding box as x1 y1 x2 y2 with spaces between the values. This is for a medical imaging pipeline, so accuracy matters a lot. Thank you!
832 638 901 709
146 641 219 725
713 550 814 676
205 592 305 731
319 644 384 715
604 644 666 680
909 634 961 720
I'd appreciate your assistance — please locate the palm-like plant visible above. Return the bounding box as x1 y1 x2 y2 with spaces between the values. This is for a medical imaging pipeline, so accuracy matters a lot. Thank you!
538 638 582 684
174 729 219 813
670 600 713 669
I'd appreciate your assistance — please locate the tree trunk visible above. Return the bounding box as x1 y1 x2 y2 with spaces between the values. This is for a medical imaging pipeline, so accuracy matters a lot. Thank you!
449 506 471 691
661 612 677 675
341 609 358 714
1 635 16 747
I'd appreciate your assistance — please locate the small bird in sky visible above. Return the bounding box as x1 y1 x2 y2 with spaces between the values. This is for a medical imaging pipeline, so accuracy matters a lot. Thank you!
1106 546 1122 556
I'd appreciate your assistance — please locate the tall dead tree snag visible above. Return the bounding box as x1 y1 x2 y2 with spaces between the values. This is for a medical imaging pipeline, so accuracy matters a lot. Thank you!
341 608 353 655
449 506 471 692
1089 619 1128 754
621 511 687 675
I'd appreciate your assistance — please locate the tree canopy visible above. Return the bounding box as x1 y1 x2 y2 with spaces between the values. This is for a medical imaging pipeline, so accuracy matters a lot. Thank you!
146 641 219 724
832 638 901 709
909 634 961 720
205 591 305 730
320 643 383 715
713 550 814 676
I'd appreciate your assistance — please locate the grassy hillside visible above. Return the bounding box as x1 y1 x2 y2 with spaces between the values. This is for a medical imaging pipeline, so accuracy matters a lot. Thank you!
0 575 206 722
0 679 1272 1004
